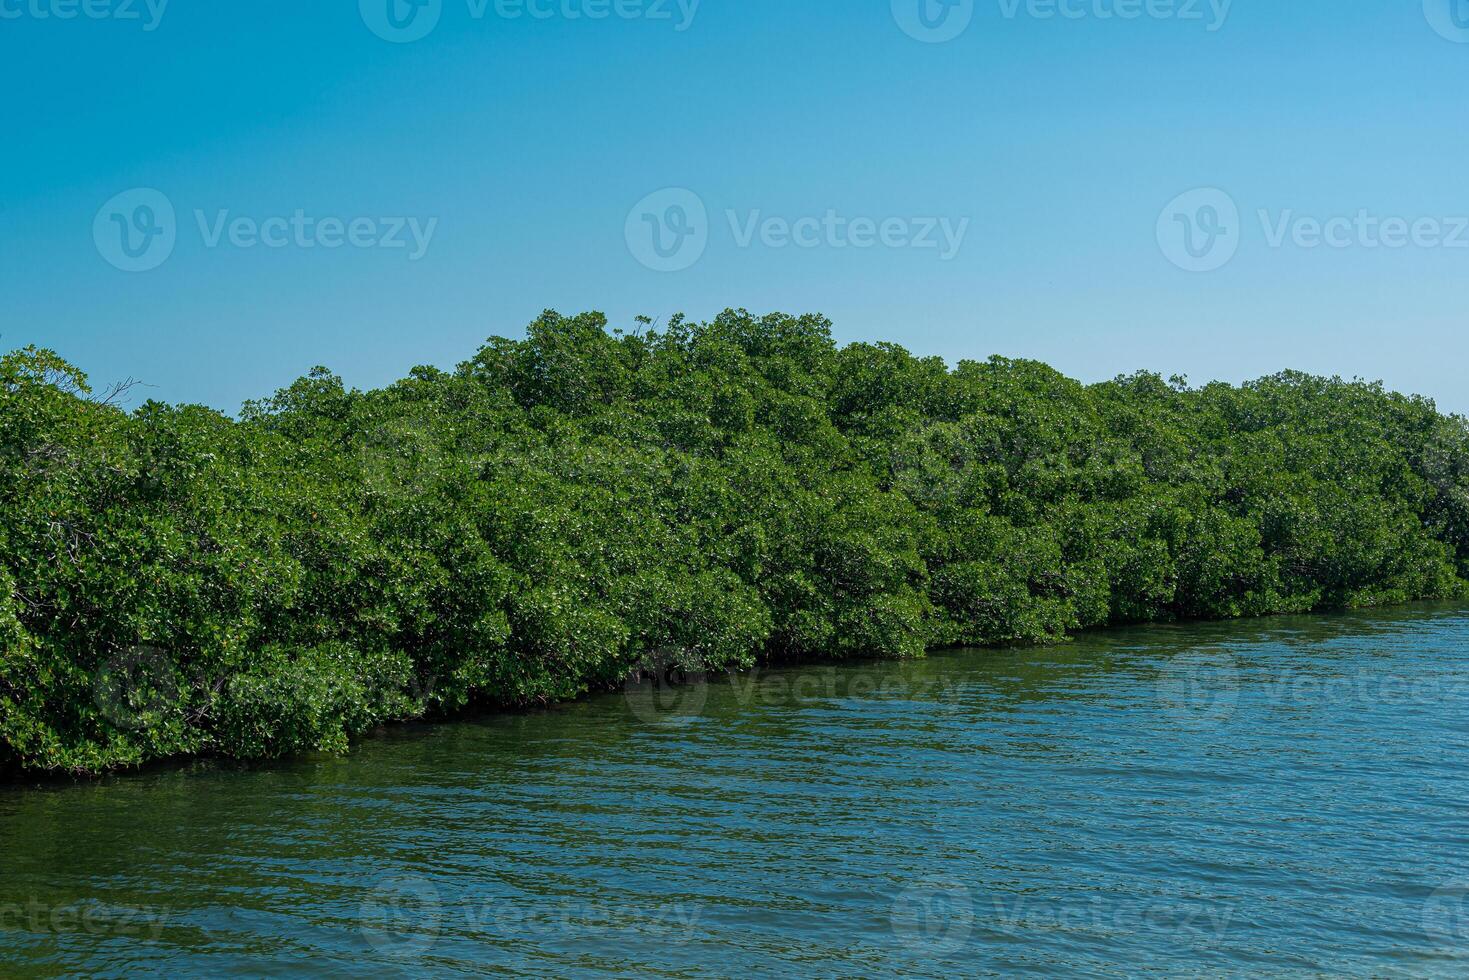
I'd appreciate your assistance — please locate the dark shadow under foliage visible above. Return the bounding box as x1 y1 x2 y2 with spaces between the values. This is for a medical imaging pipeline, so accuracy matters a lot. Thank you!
3 310 1467 774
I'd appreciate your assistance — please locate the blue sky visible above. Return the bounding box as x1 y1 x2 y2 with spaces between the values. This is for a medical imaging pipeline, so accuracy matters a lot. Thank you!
3 1 1468 413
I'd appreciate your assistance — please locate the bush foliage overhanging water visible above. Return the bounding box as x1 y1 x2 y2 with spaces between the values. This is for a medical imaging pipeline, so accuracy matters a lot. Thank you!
4 310 1469 774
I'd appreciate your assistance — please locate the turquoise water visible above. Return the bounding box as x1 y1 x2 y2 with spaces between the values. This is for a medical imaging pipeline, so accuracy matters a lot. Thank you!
3 605 1469 977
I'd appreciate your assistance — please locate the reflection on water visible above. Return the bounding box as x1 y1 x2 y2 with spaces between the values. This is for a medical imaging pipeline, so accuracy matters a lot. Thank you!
3 604 1469 977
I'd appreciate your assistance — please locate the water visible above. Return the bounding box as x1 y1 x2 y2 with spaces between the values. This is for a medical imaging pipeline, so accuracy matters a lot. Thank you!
3 605 1469 978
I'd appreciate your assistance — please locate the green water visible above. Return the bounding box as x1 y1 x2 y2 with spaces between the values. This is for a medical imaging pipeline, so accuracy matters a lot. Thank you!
3 605 1469 977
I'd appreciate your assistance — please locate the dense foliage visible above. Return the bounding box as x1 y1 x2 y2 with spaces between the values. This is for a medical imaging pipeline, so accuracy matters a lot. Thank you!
3 311 1467 774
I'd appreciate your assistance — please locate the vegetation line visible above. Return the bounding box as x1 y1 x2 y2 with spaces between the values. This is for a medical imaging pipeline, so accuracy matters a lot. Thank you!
4 310 1467 775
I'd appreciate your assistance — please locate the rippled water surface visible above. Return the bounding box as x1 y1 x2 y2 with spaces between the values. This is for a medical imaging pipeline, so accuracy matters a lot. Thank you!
4 605 1469 977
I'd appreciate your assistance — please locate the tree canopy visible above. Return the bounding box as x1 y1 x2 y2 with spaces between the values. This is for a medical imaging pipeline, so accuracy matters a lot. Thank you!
3 310 1466 774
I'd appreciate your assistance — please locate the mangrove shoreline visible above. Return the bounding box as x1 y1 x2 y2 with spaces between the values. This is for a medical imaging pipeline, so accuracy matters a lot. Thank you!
3 310 1467 775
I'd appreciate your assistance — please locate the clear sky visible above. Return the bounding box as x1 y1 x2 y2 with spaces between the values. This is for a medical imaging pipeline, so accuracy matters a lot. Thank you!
4 1 1468 413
